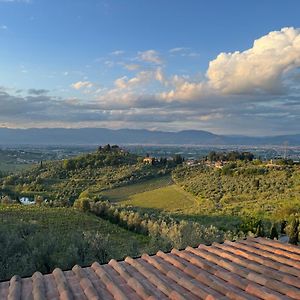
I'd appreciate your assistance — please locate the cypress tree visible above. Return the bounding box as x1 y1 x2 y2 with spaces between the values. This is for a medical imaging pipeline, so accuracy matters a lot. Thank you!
269 223 278 240
255 220 265 237
288 218 299 245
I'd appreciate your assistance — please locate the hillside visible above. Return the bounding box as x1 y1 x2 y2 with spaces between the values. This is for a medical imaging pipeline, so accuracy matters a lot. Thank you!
0 146 172 205
0 205 149 280
173 162 300 222
1 148 300 280
1 127 300 145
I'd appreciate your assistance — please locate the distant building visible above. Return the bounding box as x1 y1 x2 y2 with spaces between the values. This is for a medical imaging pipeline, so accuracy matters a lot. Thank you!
204 160 227 169
266 159 283 169
143 157 155 165
184 159 198 166
20 197 35 205
214 161 224 169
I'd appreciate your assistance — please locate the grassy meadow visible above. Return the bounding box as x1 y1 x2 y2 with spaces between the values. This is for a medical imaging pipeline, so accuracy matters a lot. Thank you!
101 174 173 202
121 184 198 213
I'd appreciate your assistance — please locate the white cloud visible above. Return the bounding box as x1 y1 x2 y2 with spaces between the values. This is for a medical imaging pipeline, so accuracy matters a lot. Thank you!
206 27 300 94
0 25 7 30
138 50 163 64
123 64 140 71
161 27 300 101
114 70 157 90
169 47 189 53
110 50 125 56
71 81 93 90
168 47 200 57
2 27 300 135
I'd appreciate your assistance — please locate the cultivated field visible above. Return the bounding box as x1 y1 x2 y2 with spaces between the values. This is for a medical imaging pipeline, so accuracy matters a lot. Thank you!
101 174 173 202
121 184 199 213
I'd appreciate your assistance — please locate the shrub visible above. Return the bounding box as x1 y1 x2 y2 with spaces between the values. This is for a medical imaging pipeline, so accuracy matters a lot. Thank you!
73 198 91 212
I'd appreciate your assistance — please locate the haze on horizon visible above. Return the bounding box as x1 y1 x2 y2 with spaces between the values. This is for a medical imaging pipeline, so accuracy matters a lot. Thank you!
0 0 300 136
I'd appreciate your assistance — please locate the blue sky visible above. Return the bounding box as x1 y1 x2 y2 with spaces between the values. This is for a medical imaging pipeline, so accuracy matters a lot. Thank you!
0 0 300 135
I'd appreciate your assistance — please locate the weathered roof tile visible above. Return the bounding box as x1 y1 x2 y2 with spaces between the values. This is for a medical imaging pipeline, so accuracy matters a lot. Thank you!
1 238 300 299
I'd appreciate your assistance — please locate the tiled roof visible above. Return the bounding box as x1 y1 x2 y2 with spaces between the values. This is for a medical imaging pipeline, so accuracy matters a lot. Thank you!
1 237 300 299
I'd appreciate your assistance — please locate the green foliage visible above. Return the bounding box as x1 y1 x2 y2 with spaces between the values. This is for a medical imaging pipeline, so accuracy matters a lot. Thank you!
0 205 149 280
121 184 197 213
255 220 265 237
73 197 91 212
207 151 254 162
90 201 245 249
287 218 299 245
173 154 184 165
1 149 171 206
269 223 279 240
173 163 300 220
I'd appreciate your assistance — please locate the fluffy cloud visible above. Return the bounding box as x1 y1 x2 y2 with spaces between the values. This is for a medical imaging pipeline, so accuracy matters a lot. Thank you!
114 70 160 90
2 27 300 135
206 27 300 95
138 50 163 65
160 27 300 102
71 81 93 90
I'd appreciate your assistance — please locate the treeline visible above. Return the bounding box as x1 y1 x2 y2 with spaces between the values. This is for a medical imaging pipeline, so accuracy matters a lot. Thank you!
75 199 300 246
207 151 254 162
76 199 247 249
88 200 244 249
63 146 137 171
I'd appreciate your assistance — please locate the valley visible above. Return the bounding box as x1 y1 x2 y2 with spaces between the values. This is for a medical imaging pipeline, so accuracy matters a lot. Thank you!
0 145 299 280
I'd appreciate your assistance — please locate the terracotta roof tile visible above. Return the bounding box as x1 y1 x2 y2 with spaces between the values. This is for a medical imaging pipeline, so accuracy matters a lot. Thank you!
1 238 300 299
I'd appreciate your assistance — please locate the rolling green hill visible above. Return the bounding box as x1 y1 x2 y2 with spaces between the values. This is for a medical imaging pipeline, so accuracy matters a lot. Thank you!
1 148 300 280
0 147 171 205
173 162 300 221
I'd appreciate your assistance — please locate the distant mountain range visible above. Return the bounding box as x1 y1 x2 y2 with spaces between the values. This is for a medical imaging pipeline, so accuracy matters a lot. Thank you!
0 127 299 146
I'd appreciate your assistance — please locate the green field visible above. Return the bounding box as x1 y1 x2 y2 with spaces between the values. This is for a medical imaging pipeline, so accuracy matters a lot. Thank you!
101 174 173 202
121 184 199 213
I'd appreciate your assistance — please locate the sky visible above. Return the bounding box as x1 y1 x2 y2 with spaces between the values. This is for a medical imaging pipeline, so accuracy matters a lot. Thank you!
0 0 300 136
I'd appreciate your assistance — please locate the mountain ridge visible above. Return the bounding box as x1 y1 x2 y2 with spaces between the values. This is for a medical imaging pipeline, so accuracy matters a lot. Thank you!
0 127 299 146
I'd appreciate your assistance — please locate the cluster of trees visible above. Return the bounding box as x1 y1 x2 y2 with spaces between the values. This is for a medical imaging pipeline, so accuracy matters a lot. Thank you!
0 205 146 281
0 224 119 280
75 199 300 246
173 164 295 206
207 151 254 162
76 200 246 249
63 147 136 171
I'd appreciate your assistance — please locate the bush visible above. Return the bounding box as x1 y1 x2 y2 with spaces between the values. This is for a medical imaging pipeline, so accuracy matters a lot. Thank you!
73 198 91 212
